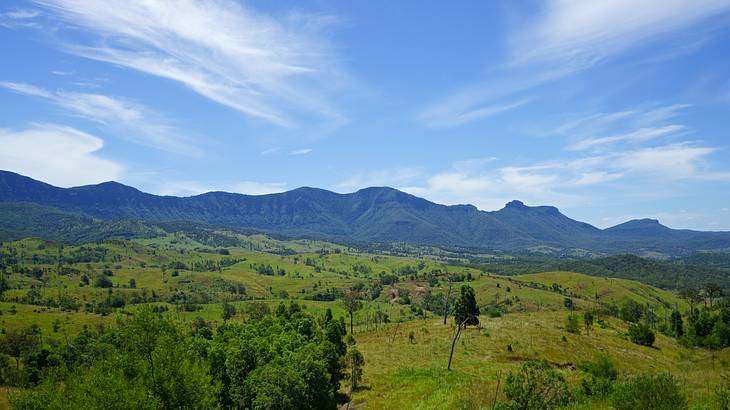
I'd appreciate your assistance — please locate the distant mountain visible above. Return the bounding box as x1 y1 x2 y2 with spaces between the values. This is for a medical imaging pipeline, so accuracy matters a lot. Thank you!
1 170 729 255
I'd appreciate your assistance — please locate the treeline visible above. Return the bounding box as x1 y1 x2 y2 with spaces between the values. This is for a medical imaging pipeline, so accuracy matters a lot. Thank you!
475 254 730 290
5 303 358 409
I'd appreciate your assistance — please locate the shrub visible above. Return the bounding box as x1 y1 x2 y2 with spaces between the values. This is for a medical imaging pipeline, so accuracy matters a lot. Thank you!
628 323 655 347
565 314 581 334
611 373 687 410
93 275 113 288
495 360 572 410
578 355 618 397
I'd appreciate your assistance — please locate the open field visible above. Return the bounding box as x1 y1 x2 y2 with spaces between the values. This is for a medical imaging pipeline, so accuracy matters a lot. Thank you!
0 233 726 409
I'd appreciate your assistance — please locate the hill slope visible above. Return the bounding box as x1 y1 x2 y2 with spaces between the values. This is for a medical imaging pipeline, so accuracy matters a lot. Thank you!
1 170 730 255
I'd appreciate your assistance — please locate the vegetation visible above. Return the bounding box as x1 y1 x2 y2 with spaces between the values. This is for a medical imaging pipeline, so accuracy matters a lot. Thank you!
0 230 727 408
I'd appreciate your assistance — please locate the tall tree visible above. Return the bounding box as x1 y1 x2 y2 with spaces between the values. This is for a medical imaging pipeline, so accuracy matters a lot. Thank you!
705 283 723 308
454 284 480 327
670 310 684 337
448 284 480 370
341 290 363 334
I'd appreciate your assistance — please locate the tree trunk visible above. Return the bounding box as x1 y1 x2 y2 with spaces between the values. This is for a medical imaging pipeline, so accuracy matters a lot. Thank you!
443 282 452 325
447 324 462 371
349 311 354 334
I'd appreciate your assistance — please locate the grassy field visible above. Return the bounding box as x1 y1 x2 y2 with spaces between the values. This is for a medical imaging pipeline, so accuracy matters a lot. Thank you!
0 234 724 409
350 311 725 409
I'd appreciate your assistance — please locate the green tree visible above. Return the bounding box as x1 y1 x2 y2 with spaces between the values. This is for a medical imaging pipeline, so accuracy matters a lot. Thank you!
566 314 581 334
222 301 236 321
345 347 365 393
93 275 113 288
341 290 363 334
454 284 480 327
0 328 40 369
629 323 655 347
584 311 594 335
670 310 684 337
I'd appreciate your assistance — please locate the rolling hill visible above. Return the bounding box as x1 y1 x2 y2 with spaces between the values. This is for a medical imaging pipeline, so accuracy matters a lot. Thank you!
1 170 729 256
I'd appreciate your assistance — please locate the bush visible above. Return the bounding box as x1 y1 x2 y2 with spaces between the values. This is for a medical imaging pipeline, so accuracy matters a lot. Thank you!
495 360 572 410
578 355 618 397
628 323 655 347
611 373 687 410
93 275 113 288
566 314 581 334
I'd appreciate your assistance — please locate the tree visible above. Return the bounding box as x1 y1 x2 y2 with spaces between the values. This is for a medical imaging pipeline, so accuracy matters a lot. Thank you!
93 275 113 288
679 287 702 317
584 311 594 335
345 347 365 393
563 297 574 311
443 279 453 325
566 314 581 334
0 328 40 369
628 323 655 347
448 285 480 370
620 300 644 323
454 284 480 327
670 310 684 337
222 302 236 322
705 283 723 308
341 290 363 334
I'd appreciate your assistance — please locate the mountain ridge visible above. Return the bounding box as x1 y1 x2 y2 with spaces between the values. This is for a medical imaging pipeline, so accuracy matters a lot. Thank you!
1 170 728 255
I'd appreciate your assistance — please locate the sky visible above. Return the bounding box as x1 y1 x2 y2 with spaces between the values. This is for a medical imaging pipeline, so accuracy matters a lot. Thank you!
1 0 730 231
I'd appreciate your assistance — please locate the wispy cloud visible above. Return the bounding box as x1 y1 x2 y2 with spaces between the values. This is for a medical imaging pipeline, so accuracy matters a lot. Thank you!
0 8 41 27
4 9 41 19
552 104 693 152
0 81 200 155
418 1 729 129
0 123 123 187
568 124 686 151
510 0 730 67
419 98 531 128
30 0 348 128
288 148 313 156
399 136 729 212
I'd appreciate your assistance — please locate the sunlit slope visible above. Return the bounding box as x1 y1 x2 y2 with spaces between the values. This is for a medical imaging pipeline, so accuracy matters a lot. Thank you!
513 271 688 313
351 312 722 409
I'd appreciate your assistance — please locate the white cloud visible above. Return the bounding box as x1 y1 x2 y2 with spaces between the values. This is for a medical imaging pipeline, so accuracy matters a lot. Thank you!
615 142 730 180
510 0 730 67
336 168 421 192
0 123 123 187
568 124 686 151
0 81 200 155
31 0 348 127
230 181 288 196
261 147 281 156
419 97 532 128
288 148 312 156
418 0 728 130
151 179 287 197
4 9 40 19
397 138 728 211
600 211 705 230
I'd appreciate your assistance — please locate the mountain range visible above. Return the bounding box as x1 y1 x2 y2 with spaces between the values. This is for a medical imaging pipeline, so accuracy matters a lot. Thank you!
1 170 729 256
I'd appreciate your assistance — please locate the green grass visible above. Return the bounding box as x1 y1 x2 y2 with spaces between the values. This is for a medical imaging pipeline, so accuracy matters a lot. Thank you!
0 235 724 409
349 311 726 409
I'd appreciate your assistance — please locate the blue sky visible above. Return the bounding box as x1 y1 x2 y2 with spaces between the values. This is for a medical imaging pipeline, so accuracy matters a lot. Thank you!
1 1 730 230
